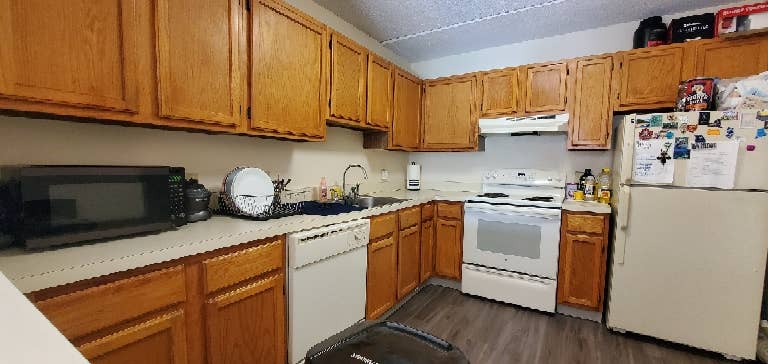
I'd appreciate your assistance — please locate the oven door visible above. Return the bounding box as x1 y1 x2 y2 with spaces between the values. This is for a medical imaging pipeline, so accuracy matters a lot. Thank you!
463 203 561 279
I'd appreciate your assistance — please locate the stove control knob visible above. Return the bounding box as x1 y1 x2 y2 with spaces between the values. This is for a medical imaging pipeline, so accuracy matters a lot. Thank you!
491 171 498 179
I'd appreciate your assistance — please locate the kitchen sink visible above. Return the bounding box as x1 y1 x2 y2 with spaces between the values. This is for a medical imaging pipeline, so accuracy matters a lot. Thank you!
301 197 409 216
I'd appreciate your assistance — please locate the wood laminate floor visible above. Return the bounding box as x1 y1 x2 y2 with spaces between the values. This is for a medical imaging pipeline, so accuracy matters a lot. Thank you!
388 285 747 364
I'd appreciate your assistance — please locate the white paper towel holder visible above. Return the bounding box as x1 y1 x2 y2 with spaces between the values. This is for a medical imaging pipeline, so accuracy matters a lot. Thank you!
407 162 421 191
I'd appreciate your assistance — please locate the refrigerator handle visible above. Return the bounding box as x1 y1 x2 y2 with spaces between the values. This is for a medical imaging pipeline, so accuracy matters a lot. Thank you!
616 185 631 264
619 117 635 185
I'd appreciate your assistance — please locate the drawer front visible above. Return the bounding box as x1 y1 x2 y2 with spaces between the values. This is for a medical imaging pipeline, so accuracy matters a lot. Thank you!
203 239 284 294
437 202 462 220
421 203 434 221
399 206 421 229
370 213 397 241
565 213 605 234
36 266 186 340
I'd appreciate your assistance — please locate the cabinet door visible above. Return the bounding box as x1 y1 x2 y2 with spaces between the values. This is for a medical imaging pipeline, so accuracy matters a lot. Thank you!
616 45 686 109
420 219 435 282
78 311 187 364
391 69 422 149
0 0 139 111
695 37 768 79
524 62 567 113
251 0 326 139
366 53 393 129
481 68 521 117
155 0 240 125
422 75 478 150
397 225 421 299
329 32 367 125
366 235 397 319
435 218 462 280
205 273 286 364
568 56 613 149
557 232 606 310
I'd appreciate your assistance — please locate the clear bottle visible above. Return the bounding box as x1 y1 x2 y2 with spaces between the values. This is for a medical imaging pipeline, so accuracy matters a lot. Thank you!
319 177 328 201
597 168 612 204
584 175 596 202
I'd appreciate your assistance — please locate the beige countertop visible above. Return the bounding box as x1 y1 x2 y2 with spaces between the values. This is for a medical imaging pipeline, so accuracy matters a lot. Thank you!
562 200 612 214
0 189 474 293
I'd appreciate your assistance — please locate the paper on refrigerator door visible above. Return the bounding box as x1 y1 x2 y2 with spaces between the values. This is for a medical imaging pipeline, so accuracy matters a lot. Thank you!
686 141 739 189
633 139 675 184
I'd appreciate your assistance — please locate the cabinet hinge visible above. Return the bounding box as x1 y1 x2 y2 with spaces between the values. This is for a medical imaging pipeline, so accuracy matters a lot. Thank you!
246 107 251 119
245 0 251 11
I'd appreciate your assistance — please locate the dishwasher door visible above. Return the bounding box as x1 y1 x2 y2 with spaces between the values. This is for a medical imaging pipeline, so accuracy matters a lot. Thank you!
287 220 370 364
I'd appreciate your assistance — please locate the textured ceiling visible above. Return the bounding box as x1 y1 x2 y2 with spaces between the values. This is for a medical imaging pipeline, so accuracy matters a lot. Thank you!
313 0 741 62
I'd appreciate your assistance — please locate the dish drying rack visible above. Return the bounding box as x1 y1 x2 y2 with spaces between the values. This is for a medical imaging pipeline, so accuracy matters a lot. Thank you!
214 187 311 221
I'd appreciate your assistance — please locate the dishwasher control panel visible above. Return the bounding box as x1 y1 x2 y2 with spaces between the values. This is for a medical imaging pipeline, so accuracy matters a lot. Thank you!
288 220 371 269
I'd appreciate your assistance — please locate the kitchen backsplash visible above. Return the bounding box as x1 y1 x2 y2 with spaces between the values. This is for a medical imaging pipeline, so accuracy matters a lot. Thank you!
0 115 408 193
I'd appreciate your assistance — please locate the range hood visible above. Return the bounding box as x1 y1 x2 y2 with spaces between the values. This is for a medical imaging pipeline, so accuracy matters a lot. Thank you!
479 113 569 134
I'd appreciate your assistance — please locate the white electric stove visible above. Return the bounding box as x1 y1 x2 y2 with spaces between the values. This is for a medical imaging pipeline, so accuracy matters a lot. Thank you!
462 169 565 312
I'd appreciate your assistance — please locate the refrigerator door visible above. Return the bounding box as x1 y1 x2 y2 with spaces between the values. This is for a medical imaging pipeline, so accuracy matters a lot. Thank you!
629 111 768 190
606 186 768 359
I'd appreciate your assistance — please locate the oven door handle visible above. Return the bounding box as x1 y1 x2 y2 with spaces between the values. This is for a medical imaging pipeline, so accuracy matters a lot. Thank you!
464 206 561 220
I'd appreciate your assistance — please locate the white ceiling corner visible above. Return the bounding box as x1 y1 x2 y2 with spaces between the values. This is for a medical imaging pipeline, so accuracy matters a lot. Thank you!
312 0 743 62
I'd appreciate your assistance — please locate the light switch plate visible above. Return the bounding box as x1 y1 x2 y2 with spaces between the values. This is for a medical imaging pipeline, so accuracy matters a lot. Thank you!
380 169 389 181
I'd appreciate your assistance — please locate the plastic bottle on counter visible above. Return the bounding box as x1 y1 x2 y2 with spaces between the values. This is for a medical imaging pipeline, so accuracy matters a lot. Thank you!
320 177 328 201
584 175 596 202
597 168 612 204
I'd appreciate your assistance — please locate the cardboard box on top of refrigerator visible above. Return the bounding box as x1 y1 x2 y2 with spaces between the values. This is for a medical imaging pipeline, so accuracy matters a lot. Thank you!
716 2 768 36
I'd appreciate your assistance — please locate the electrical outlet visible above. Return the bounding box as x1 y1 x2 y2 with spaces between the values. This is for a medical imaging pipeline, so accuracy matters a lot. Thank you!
380 169 389 181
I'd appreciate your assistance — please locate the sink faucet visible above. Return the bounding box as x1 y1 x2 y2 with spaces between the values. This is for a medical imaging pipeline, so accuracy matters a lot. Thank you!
343 164 368 202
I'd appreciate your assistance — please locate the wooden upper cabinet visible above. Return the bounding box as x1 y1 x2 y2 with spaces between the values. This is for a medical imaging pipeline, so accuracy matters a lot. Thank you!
366 53 393 129
0 0 139 111
480 68 521 117
615 44 689 110
205 274 286 364
390 69 422 149
568 56 613 150
250 0 327 139
694 36 768 79
155 0 240 126
79 311 188 364
524 62 567 113
328 32 367 125
422 74 479 150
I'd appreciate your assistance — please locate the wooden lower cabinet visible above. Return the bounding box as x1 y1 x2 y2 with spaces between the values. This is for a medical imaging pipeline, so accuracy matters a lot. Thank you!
366 235 397 319
79 311 188 364
397 224 421 299
31 237 287 364
557 210 610 311
420 218 435 282
435 202 463 280
205 274 286 364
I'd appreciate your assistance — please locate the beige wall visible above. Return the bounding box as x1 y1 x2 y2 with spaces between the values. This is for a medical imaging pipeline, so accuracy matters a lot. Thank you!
0 115 408 193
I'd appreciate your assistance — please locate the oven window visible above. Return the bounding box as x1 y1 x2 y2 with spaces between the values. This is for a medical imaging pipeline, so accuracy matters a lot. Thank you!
477 220 541 259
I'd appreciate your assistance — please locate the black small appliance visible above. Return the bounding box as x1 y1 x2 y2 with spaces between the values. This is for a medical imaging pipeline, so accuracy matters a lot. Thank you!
184 179 211 223
0 165 186 249
669 13 715 43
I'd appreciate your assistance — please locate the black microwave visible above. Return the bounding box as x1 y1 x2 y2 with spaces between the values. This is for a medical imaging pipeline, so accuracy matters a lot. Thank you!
0 166 186 249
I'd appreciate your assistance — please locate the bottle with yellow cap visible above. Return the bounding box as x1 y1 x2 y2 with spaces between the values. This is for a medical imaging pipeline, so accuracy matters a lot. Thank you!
597 168 612 204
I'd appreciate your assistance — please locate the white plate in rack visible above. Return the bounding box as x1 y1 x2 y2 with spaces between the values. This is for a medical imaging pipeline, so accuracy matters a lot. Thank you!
229 167 274 214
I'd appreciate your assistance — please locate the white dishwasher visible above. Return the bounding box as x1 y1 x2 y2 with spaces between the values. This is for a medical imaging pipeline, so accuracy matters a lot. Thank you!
287 219 370 364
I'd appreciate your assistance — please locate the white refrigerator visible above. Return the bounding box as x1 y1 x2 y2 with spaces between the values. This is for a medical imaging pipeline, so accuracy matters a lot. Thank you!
607 111 768 360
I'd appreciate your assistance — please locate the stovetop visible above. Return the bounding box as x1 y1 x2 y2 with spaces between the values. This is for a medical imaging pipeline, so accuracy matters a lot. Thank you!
469 169 566 209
